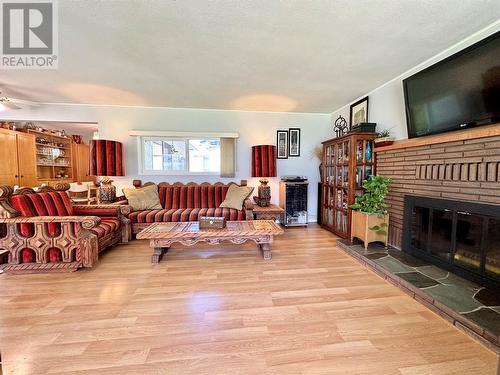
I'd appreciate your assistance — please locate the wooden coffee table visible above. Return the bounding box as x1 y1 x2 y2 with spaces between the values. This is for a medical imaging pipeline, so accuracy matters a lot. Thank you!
137 220 284 264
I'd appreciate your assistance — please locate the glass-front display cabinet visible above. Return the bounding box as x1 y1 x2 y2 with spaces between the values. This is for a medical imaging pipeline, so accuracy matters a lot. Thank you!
321 132 377 238
25 129 74 183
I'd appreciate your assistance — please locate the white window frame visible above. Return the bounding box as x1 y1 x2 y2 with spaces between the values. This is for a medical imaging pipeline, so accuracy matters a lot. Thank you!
134 131 238 176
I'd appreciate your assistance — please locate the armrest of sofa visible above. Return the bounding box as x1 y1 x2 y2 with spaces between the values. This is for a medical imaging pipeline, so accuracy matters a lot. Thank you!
112 199 129 205
243 198 254 210
73 204 132 242
0 215 102 267
243 197 254 220
0 215 101 228
73 204 132 217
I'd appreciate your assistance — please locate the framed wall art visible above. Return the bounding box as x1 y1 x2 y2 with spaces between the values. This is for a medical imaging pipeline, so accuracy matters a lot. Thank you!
349 96 369 127
276 130 288 159
288 128 301 157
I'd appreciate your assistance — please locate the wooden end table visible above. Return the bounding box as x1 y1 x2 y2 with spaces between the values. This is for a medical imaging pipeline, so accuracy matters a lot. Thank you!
253 204 285 222
136 220 284 264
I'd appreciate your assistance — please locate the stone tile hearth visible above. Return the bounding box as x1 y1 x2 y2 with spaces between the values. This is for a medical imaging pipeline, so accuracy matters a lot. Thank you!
337 239 500 352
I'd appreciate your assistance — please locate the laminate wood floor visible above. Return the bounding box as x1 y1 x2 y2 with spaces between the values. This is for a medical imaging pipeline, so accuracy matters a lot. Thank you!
0 225 497 374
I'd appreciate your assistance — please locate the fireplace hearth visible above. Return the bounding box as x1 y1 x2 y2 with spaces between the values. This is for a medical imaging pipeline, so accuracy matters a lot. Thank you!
403 195 500 290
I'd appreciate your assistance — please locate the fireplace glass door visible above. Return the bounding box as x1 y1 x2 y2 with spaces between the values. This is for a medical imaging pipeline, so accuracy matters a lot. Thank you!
410 206 429 250
429 209 453 262
485 218 500 280
454 212 483 273
403 195 500 288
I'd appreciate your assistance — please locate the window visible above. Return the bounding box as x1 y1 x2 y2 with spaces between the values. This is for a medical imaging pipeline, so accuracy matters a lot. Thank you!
133 131 238 176
188 139 220 173
140 136 223 175
144 139 187 171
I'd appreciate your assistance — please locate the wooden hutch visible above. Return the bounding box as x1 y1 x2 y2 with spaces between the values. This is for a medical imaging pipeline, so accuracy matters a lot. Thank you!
320 132 377 238
0 125 93 187
0 128 37 186
26 129 75 185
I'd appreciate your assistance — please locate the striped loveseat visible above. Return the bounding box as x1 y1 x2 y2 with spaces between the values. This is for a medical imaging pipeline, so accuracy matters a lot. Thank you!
125 180 254 234
0 184 131 272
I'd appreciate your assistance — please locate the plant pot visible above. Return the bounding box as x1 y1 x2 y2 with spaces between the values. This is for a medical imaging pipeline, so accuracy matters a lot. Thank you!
374 137 395 148
351 210 389 249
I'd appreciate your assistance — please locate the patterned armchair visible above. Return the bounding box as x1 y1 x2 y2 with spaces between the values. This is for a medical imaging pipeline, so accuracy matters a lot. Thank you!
0 184 131 272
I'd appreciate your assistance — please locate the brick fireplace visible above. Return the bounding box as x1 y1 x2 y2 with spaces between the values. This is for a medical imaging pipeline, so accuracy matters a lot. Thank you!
375 125 500 246
375 125 500 287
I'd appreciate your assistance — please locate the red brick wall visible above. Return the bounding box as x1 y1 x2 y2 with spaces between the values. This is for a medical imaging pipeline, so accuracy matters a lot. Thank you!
375 135 500 248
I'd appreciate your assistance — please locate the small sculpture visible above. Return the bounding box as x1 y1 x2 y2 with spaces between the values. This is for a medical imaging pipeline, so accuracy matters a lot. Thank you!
333 115 348 137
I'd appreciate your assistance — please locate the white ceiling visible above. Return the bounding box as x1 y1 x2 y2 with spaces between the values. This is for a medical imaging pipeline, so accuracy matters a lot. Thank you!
1 0 499 113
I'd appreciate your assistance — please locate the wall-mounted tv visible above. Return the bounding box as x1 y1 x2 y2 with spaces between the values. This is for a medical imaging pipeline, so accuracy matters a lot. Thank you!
403 31 500 139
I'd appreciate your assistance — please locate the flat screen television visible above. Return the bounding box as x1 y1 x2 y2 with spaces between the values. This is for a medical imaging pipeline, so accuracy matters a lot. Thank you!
403 31 500 139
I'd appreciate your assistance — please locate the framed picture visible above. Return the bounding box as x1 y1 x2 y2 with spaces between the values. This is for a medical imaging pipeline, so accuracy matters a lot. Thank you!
276 130 288 159
349 96 369 127
288 128 301 157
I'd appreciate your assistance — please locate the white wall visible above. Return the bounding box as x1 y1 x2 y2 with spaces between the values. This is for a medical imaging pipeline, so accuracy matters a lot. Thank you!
0 105 332 221
331 21 500 140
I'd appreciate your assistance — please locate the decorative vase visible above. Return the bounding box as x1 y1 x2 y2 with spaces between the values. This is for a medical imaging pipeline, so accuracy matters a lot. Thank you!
366 142 372 162
98 178 116 203
254 178 271 207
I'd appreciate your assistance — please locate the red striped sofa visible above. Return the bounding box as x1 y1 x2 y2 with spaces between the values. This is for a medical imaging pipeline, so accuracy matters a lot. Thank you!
125 180 254 234
0 184 131 272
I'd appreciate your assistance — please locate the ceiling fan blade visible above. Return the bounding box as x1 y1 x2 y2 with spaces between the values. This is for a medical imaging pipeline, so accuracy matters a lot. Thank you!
9 98 39 106
0 83 46 102
1 101 21 109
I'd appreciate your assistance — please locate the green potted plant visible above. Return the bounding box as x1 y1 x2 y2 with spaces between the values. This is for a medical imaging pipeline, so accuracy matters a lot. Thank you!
374 129 395 147
350 175 391 249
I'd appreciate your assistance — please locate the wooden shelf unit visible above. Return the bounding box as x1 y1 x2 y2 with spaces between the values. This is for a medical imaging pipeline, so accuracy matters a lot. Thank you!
320 132 377 239
0 126 94 187
0 128 37 186
72 142 95 183
24 129 74 183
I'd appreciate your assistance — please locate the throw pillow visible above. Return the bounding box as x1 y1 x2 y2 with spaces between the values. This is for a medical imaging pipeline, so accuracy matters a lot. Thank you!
122 184 162 211
219 184 254 210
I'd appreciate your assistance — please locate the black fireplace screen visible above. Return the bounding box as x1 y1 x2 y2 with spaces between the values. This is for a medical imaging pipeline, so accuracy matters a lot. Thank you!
403 195 500 289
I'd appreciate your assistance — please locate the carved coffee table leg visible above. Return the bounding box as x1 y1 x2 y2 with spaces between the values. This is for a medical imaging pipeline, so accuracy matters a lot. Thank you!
152 247 169 264
260 243 272 260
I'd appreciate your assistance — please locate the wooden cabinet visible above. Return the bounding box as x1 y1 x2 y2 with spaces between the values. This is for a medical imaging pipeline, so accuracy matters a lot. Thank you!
0 128 19 185
16 132 37 186
73 142 95 182
320 132 377 238
0 128 37 186
24 129 74 184
0 128 94 187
